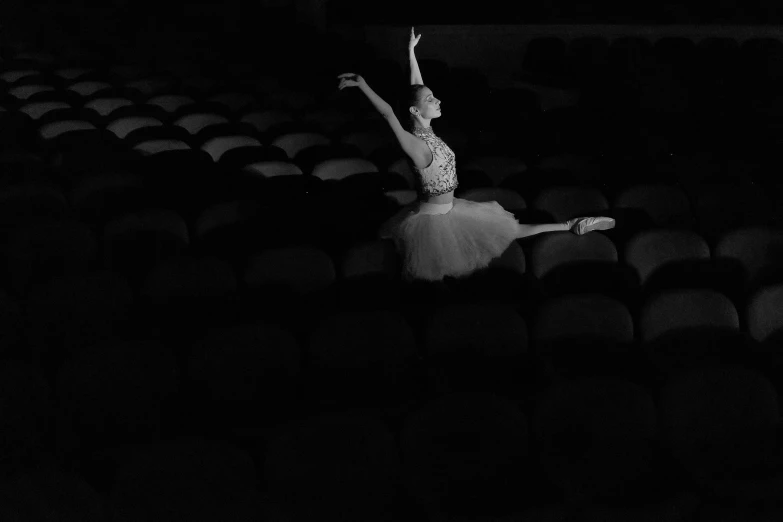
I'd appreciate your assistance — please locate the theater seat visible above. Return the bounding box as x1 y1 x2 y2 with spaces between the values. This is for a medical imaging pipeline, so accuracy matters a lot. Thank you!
264 411 400 522
310 157 378 181
425 301 528 359
173 112 230 135
187 321 301 413
613 184 693 230
338 127 397 159
658 365 783 503
146 94 197 114
19 101 71 121
9 84 56 100
244 245 336 296
624 229 718 298
66 80 112 97
386 157 415 190
531 232 637 303
292 143 364 175
103 208 189 284
243 160 303 178
37 120 97 140
106 116 164 139
639 289 739 343
125 76 177 97
304 309 418 408
533 185 610 222
83 97 135 118
340 239 399 280
271 132 331 160
400 392 531 517
533 293 633 347
133 139 191 155
0 469 105 520
746 284 783 344
6 219 97 297
0 183 69 229
460 187 526 212
240 109 296 134
140 255 239 335
109 438 263 521
301 106 355 135
461 156 527 187
200 135 263 162
693 183 774 243
55 339 179 451
714 227 783 294
532 376 658 503
0 69 40 83
0 361 51 462
25 270 134 361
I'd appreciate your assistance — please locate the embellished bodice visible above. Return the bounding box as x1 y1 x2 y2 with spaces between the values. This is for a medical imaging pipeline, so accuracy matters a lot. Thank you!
410 126 458 198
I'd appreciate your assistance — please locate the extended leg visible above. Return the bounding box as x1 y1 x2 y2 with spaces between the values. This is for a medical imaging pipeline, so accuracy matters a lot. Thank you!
515 222 569 239
515 215 616 239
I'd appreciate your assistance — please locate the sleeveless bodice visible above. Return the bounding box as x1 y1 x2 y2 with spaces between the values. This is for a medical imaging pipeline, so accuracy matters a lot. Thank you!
410 126 458 198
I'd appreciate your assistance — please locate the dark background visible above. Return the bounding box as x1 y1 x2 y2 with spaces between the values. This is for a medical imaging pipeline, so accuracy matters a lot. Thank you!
328 0 782 25
2 0 781 65
6 0 783 32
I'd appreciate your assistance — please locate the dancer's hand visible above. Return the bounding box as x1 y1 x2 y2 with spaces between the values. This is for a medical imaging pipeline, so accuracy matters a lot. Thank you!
409 27 421 50
337 73 365 90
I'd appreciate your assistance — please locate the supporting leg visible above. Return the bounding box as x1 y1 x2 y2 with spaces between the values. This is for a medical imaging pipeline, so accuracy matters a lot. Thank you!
515 222 569 239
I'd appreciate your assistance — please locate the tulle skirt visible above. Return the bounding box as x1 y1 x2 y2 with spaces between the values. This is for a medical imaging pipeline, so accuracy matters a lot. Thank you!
379 197 523 282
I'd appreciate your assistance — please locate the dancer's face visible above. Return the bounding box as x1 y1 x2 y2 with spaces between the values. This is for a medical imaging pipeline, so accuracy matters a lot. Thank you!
410 87 441 120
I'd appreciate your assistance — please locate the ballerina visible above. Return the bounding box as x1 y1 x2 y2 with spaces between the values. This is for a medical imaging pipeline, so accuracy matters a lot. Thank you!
337 27 614 282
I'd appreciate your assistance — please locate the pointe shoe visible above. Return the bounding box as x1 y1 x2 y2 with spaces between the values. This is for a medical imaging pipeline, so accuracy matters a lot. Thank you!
566 216 615 235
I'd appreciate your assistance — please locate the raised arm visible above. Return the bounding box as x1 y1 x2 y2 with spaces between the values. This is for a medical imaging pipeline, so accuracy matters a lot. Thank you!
338 73 427 167
409 27 423 85
338 73 394 118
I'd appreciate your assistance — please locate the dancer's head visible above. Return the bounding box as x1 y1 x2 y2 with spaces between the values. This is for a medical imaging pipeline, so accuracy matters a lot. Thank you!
407 84 441 130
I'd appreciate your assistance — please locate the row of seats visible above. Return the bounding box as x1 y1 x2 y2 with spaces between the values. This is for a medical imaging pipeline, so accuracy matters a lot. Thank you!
3 44 782 159
2 221 783 361
3 151 779 247
461 181 779 239
5 141 776 219
0 61 348 119
4 110 779 203
4 44 781 160
2 80 779 190
0 150 781 309
0 154 780 258
5 262 783 360
1 117 779 199
0 84 604 169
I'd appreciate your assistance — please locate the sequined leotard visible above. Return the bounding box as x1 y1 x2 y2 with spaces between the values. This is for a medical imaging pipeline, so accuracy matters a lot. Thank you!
410 126 458 198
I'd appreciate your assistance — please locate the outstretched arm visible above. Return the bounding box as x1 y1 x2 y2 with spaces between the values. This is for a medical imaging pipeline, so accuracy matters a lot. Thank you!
338 73 393 118
338 73 427 166
409 27 423 85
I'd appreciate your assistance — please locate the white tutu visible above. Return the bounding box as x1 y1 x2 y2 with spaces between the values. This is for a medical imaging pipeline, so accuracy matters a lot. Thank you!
379 197 523 282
